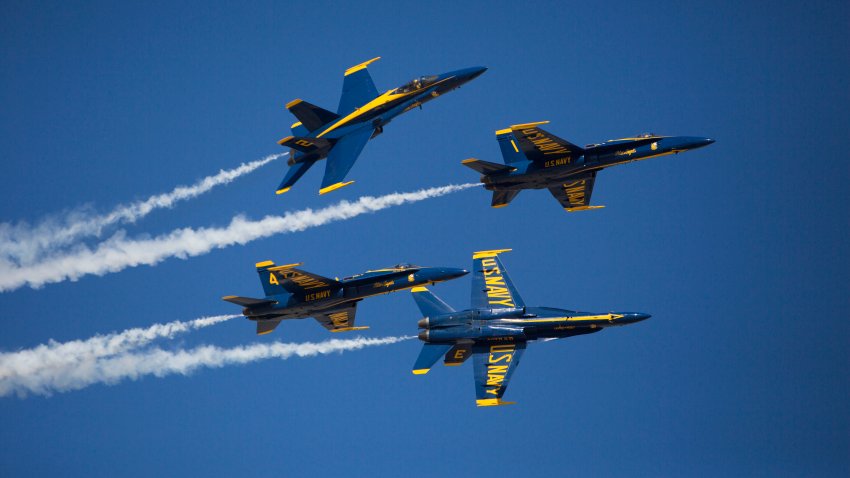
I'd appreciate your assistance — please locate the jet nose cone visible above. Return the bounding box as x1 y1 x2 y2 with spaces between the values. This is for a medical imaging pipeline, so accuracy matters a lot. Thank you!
679 136 715 150
451 66 487 83
447 268 470 279
629 312 651 322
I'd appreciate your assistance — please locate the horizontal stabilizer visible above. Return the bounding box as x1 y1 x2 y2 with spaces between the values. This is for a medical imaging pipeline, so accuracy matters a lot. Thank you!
413 343 453 375
444 343 472 366
286 99 339 132
257 319 283 335
491 190 520 208
411 287 455 317
461 158 516 175
277 136 333 155
222 295 277 308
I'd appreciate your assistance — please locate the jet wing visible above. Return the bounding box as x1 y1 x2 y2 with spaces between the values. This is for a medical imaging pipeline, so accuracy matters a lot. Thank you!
472 341 527 406
319 127 373 194
265 263 342 296
338 57 380 116
548 172 605 212
471 249 525 310
313 303 369 333
507 122 585 164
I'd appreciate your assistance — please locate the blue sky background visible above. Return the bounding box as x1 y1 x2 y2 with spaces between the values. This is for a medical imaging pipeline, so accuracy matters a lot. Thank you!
1 0 848 476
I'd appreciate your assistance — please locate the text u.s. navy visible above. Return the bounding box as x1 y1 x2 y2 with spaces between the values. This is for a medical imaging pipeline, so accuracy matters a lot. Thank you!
409 249 650 407
223 260 467 335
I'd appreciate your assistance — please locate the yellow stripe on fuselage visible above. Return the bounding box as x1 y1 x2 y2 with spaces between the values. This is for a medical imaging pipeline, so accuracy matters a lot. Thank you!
315 77 455 139
502 314 624 323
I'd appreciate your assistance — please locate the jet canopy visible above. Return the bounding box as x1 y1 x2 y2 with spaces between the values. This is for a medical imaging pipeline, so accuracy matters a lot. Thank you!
392 263 419 269
394 76 439 94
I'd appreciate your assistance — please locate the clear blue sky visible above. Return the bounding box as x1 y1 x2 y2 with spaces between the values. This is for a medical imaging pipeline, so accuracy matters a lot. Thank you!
1 0 848 476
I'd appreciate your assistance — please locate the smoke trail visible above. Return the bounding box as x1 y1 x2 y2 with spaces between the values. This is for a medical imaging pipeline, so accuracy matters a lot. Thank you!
0 183 478 292
0 335 412 397
0 153 284 265
0 314 238 397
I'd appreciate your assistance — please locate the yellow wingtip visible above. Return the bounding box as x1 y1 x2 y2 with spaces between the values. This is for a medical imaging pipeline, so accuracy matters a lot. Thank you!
330 326 370 333
412 369 430 375
410 286 429 293
285 99 303 109
491 203 509 209
472 248 513 259
565 205 605 212
461 158 478 164
476 399 517 407
278 136 294 146
290 121 302 129
255 260 275 268
319 181 355 195
345 57 381 76
275 187 291 195
257 329 275 336
495 121 549 135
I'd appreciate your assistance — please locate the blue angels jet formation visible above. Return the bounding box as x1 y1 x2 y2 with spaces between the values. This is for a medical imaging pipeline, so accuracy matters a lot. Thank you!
410 249 650 406
276 57 487 195
463 121 713 211
219 57 714 406
223 260 467 335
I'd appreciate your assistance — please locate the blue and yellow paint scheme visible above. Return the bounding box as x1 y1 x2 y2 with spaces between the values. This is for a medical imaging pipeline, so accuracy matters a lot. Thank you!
410 249 650 407
223 260 467 335
276 57 487 195
462 122 714 211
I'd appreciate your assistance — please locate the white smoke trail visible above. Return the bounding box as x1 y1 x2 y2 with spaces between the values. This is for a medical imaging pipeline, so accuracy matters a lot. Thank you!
0 314 238 397
0 183 479 292
0 153 284 265
0 335 412 397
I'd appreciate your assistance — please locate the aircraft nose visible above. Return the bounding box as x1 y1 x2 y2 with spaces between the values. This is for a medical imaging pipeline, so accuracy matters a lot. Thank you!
445 267 470 279
626 312 651 323
678 136 715 150
449 66 487 84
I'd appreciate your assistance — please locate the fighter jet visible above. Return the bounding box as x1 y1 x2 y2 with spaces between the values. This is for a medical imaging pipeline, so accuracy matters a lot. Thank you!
462 121 714 211
223 260 468 335
410 249 650 407
276 57 487 195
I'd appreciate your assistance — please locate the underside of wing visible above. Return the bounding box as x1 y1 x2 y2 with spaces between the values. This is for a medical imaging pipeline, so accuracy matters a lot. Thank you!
472 341 526 406
548 171 604 212
470 249 525 310
313 303 368 333
502 122 584 164
338 57 380 116
319 127 373 194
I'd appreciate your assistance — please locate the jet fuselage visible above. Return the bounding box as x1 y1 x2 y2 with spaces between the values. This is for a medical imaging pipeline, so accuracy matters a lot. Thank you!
482 135 714 190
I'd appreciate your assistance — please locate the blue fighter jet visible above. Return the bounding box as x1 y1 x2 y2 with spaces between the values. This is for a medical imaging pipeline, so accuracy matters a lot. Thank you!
462 121 714 211
410 249 650 407
223 260 467 335
276 57 487 195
